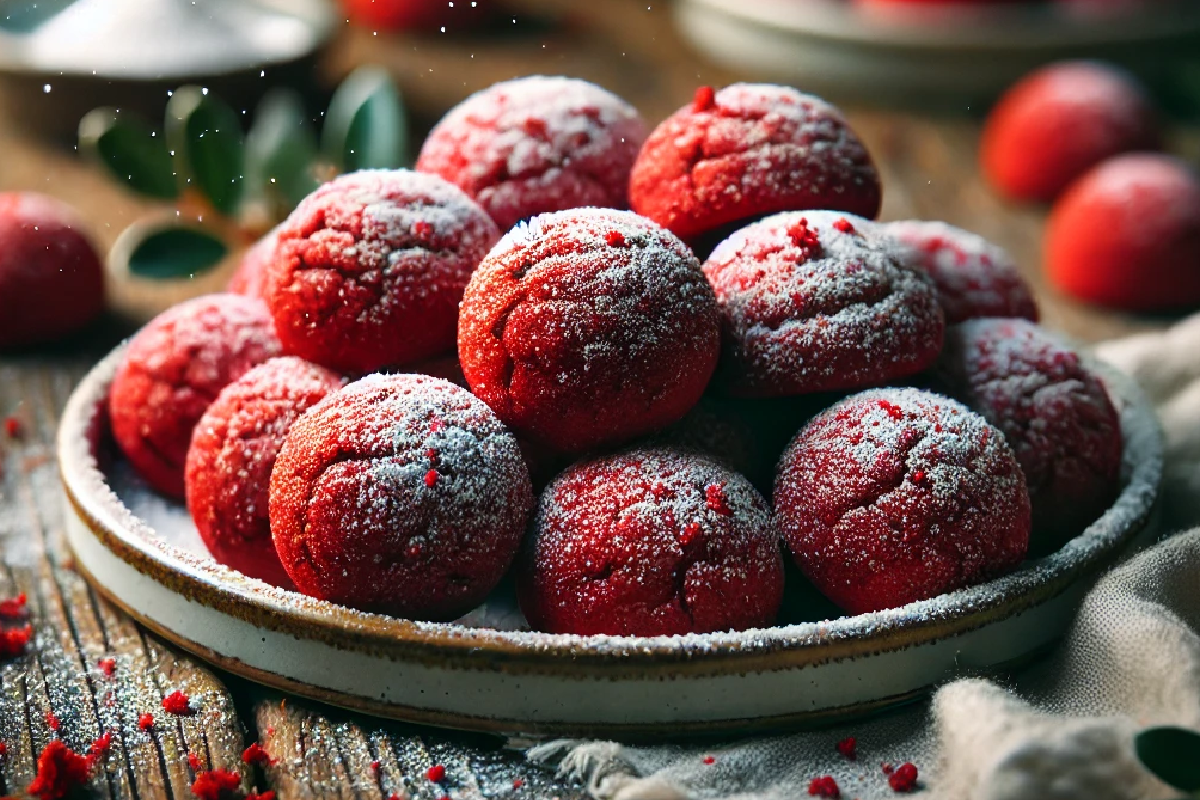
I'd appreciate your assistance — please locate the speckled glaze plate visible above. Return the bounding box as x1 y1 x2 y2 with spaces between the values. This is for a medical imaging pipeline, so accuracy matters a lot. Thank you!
58 344 1162 738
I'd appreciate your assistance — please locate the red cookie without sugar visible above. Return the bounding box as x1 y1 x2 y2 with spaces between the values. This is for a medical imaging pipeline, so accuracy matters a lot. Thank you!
937 318 1122 555
458 208 720 453
981 61 1161 203
269 374 533 619
185 357 345 588
416 75 647 230
629 83 881 243
880 220 1038 324
265 169 500 373
775 388 1030 614
108 294 282 499
0 192 105 350
702 211 943 397
518 448 784 636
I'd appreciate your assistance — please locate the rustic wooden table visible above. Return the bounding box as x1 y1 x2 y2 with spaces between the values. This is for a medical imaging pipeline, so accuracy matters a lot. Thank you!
0 1 1191 797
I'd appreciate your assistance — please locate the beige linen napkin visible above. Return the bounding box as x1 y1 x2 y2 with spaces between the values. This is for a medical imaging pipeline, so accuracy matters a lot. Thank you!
525 318 1200 800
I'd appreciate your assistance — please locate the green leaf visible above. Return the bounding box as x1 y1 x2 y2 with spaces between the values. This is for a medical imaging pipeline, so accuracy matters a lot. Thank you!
322 66 407 172
0 0 76 33
1135 727 1200 792
245 89 321 213
166 86 245 215
123 224 228 281
78 108 178 200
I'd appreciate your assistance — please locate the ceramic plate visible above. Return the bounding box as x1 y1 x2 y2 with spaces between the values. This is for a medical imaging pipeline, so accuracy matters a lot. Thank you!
59 345 1162 738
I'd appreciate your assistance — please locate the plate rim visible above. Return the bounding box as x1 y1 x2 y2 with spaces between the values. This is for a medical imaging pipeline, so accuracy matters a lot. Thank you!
58 341 1164 678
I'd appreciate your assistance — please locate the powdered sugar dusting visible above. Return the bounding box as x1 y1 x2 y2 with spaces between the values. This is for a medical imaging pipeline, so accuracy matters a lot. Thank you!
416 76 647 230
775 387 1030 614
521 447 783 635
879 220 1038 324
703 211 943 396
270 373 533 619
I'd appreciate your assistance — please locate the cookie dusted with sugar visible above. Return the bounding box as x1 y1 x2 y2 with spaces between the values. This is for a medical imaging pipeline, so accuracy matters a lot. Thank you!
108 294 282 499
269 374 533 619
703 211 943 397
416 75 647 230
629 83 881 243
517 448 784 636
185 357 345 588
774 388 1030 614
457 208 720 453
265 169 500 373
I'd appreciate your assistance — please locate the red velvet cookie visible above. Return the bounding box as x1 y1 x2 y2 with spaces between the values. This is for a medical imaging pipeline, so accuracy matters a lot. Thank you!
458 208 720 452
880 220 1038 324
518 448 783 636
109 294 283 499
936 318 1122 554
269 374 533 619
265 170 500 373
416 76 647 230
775 388 1030 614
629 84 881 243
185 357 345 587
0 192 105 349
702 211 943 397
981 61 1161 203
226 229 277 299
1045 153 1200 311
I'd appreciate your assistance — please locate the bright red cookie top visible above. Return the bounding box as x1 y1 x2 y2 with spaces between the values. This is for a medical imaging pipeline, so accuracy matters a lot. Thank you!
702 211 943 396
981 61 1161 203
227 229 277 299
518 448 784 636
775 388 1030 614
269 374 533 619
629 83 882 241
185 356 345 588
416 76 647 230
265 170 500 373
109 294 282 499
937 318 1122 554
881 220 1038 324
458 208 720 452
0 192 105 349
1045 153 1200 311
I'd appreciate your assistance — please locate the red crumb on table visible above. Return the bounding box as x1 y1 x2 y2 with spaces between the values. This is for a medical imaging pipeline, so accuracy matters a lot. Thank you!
1 624 32 658
703 755 716 765
245 792 276 800
888 762 919 792
833 218 856 234
138 713 154 731
882 762 894 774
0 592 26 618
4 416 21 439
808 775 841 798
426 764 446 782
97 657 116 676
836 737 857 760
241 743 271 765
188 753 203 771
26 740 94 800
190 768 241 800
0 740 7 756
162 690 195 716
266 727 275 736
387 794 404 800
370 759 381 773
513 778 525 788
45 712 60 731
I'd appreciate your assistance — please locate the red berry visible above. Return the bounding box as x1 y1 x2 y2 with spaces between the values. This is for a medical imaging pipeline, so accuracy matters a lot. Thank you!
982 61 1160 203
1046 153 1200 311
427 764 447 782
888 762 919 792
836 736 857 760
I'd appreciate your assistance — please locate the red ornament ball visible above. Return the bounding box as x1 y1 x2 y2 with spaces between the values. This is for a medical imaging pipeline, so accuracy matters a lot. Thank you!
270 374 533 619
185 357 345 588
265 169 500 373
1045 153 1200 311
629 83 881 243
0 192 105 350
518 448 784 636
109 294 282 499
936 318 1122 554
880 220 1038 324
774 388 1030 614
458 208 720 452
417 76 647 231
702 211 943 397
226 229 276 299
981 61 1161 203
